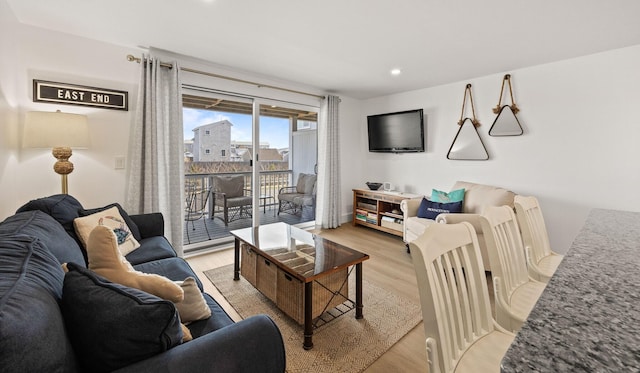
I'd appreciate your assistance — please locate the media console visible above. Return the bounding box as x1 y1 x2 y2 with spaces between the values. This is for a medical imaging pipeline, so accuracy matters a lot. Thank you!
352 189 421 237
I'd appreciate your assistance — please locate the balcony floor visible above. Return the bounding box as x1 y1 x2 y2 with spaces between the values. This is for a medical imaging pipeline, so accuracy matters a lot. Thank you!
183 204 310 246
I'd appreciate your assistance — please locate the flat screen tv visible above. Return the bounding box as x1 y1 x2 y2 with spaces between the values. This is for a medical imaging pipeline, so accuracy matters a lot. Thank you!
367 109 424 153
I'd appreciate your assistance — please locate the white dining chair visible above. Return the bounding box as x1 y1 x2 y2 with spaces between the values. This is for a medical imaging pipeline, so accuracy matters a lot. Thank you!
410 222 514 373
479 205 546 333
514 195 564 283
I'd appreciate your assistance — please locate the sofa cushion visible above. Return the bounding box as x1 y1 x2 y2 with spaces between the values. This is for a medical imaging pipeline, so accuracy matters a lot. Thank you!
134 257 203 288
125 236 177 265
452 181 515 214
0 234 79 372
0 210 86 266
304 174 317 195
174 277 212 323
74 206 141 256
16 194 85 246
61 263 183 373
186 292 235 338
431 188 465 203
132 258 235 338
417 198 463 220
213 175 245 198
81 203 142 241
405 216 436 240
295 174 308 193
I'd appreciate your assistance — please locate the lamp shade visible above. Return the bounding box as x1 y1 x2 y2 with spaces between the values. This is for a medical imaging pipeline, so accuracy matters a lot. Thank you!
24 110 90 149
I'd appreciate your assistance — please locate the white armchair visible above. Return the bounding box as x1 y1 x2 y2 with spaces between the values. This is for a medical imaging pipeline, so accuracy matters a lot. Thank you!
401 181 515 270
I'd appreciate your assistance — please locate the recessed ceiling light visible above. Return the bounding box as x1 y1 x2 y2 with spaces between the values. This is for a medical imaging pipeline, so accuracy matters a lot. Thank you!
390 68 402 76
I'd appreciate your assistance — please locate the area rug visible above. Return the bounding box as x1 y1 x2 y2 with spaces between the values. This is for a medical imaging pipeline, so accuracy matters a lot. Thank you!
204 265 422 373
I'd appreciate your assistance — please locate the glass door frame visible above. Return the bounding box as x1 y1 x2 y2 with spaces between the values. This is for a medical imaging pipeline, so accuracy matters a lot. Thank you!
182 85 320 249
253 98 319 227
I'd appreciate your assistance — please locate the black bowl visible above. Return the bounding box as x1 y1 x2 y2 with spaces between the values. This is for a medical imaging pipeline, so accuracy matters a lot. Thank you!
366 182 383 190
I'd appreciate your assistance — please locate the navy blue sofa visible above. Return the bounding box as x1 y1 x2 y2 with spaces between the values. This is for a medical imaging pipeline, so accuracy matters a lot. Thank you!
0 194 285 373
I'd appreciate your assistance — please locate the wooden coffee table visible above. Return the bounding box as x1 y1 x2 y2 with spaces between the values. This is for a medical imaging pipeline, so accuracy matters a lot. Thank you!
230 222 370 350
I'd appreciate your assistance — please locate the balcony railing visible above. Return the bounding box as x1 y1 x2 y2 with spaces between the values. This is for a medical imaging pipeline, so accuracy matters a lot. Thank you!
183 170 311 247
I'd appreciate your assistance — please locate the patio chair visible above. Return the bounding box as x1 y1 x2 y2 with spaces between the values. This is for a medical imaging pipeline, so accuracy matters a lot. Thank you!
410 222 515 373
277 173 316 218
211 175 252 226
184 186 211 244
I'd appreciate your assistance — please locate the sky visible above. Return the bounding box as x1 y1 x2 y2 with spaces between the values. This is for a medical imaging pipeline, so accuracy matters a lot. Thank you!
183 108 290 149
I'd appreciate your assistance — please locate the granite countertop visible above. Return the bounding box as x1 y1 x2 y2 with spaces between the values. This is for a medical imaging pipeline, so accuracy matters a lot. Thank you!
501 208 640 372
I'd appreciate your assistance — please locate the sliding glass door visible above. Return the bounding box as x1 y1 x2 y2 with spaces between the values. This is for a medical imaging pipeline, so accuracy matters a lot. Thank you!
256 100 318 224
182 91 254 248
182 90 318 249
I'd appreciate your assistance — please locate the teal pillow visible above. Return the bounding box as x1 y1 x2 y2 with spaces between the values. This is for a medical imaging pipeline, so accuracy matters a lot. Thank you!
431 188 465 203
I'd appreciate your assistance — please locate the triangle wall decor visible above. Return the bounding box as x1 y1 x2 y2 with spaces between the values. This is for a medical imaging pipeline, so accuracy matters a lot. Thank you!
489 105 523 136
447 117 489 160
489 74 523 136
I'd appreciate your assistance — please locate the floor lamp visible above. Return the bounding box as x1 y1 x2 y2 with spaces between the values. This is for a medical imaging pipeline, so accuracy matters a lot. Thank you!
24 110 90 194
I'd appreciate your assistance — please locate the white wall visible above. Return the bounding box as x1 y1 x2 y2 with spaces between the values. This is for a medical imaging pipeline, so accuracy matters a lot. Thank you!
0 2 141 218
0 1 23 218
356 45 640 253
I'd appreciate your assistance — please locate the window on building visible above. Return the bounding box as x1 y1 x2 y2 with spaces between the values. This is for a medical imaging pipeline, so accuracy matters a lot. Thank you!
297 120 317 130
221 149 226 156
205 130 210 135
205 149 210 154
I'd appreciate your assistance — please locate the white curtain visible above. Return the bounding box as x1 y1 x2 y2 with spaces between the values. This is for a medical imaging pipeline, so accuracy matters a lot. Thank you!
317 95 341 228
125 55 185 256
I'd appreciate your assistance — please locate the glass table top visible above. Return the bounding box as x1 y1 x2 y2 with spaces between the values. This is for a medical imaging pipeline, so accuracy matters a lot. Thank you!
230 222 369 282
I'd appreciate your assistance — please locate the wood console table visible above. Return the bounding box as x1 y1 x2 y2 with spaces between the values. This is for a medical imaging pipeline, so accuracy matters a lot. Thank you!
353 189 421 237
501 209 640 372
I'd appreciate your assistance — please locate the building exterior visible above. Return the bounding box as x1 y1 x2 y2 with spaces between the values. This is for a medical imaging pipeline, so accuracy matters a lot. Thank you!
192 120 232 162
190 123 280 163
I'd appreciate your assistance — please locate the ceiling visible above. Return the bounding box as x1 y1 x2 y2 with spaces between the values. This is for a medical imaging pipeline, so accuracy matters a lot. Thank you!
6 0 640 99
183 94 318 121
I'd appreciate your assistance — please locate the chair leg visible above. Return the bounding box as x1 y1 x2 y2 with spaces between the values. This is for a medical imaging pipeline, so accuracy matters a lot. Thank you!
202 218 211 240
185 221 191 244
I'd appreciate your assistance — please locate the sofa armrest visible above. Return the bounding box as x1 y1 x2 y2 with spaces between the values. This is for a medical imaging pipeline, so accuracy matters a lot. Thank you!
129 213 165 239
436 213 483 232
113 315 285 373
400 198 422 220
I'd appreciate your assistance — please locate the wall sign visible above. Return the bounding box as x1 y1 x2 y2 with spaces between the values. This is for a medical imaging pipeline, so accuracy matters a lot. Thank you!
33 80 128 111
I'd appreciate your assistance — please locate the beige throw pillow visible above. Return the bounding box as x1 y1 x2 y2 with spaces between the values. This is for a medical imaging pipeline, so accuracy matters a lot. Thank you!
74 206 141 256
173 277 212 323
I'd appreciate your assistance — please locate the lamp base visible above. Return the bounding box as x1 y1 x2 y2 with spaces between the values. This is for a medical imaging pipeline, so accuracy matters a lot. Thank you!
52 146 74 194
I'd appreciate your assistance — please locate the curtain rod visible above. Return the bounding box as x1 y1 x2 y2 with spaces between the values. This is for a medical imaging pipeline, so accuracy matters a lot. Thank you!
126 55 325 100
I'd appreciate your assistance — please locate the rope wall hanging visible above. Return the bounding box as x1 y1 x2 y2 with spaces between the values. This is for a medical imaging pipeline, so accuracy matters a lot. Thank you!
447 84 489 160
489 74 523 136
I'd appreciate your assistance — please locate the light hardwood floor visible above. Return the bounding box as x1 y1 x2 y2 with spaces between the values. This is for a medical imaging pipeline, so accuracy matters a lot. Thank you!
186 223 428 372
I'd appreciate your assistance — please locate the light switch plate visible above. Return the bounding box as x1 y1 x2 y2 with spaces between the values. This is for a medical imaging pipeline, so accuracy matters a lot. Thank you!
114 156 125 169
